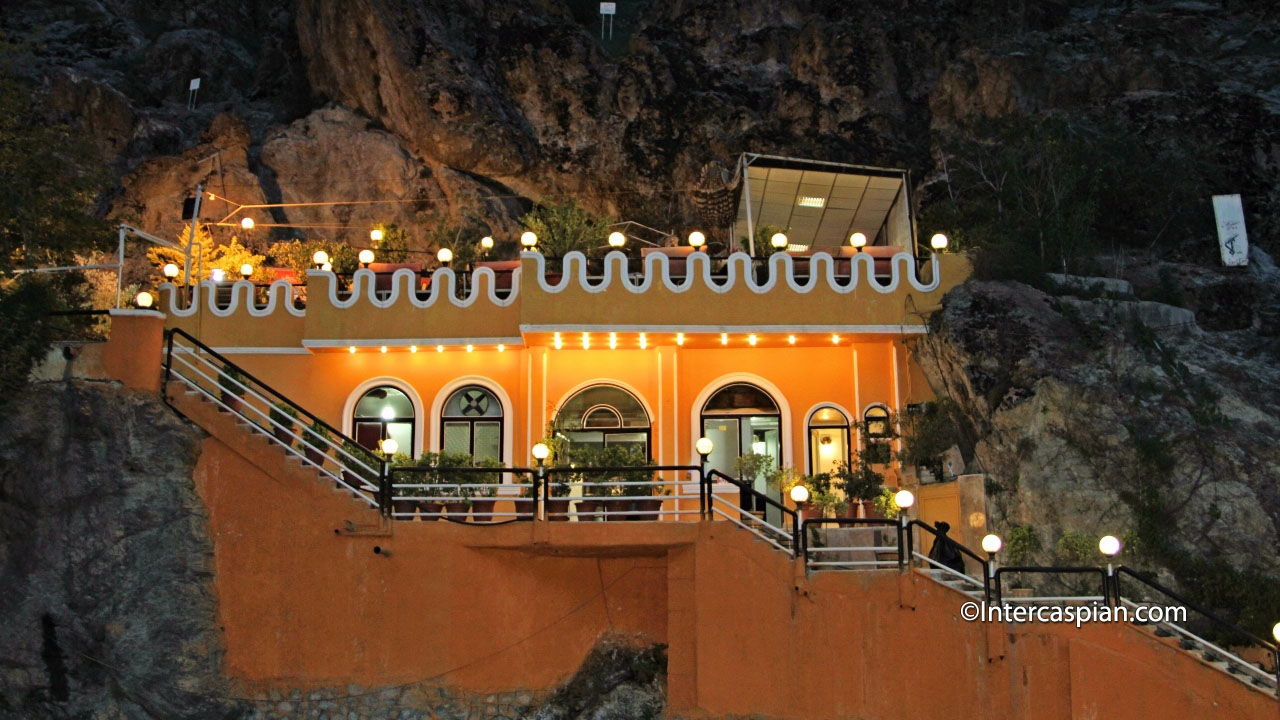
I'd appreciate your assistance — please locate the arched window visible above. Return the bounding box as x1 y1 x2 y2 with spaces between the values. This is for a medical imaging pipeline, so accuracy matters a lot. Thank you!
700 383 781 483
808 406 850 475
353 386 415 456
863 404 892 464
554 384 651 457
440 385 503 462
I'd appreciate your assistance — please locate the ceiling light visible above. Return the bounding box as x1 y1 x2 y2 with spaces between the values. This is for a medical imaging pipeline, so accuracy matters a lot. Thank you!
788 335 796 345
676 332 685 346
410 345 418 353
582 332 590 350
786 244 809 252
436 345 444 353
639 332 647 349
553 332 563 350
748 334 757 346
720 333 728 346
498 344 505 352
609 332 617 349
798 196 825 208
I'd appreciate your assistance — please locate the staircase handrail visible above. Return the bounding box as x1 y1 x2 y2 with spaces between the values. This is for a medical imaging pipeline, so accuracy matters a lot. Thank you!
906 519 991 596
705 468 799 551
163 328 390 511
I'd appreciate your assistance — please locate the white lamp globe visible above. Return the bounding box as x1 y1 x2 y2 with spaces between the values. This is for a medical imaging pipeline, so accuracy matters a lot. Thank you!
437 247 453 264
893 489 915 509
930 233 950 251
163 263 180 279
135 291 154 308
210 268 225 283
370 228 384 242
240 263 254 278
849 232 867 248
981 534 1003 554
379 437 398 455
789 484 810 504
1273 622 1280 644
770 232 788 249
531 442 550 461
240 217 255 230
521 231 538 248
1099 535 1122 557
695 437 714 456
480 236 494 250
358 249 375 264
608 231 626 248
688 231 706 248
312 250 330 266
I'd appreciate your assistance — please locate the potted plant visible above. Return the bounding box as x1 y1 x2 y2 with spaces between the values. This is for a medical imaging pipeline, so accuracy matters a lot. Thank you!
436 451 474 519
414 451 443 520
469 457 504 521
531 425 572 520
388 452 419 520
570 446 606 521
302 423 331 466
835 453 885 518
218 365 246 413
613 446 661 521
733 452 774 514
339 438 378 494
268 401 298 446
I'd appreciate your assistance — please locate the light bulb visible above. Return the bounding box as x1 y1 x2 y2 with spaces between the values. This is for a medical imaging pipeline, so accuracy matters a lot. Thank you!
521 231 537 247
770 232 788 249
608 231 626 248
240 217 254 230
370 228 384 242
135 291 154 308
358 249 375 265
312 250 329 266
688 231 705 248
437 247 453 264
849 232 867 248
930 233 949 251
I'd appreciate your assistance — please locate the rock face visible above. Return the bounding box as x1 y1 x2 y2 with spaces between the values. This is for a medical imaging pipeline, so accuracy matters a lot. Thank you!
915 261 1280 615
10 1 1277 247
0 381 243 718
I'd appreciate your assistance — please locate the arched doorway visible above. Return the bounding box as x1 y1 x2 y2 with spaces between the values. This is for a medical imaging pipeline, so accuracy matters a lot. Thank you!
352 385 416 457
700 383 782 514
553 383 652 458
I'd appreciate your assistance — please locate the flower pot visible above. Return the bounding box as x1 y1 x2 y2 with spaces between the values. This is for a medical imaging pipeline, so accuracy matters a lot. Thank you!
419 501 443 520
272 426 294 446
341 469 361 490
391 499 416 520
576 499 603 521
443 501 469 519
632 497 663 521
304 446 326 466
222 394 243 414
546 498 571 521
604 497 631 521
800 506 825 523
470 498 497 521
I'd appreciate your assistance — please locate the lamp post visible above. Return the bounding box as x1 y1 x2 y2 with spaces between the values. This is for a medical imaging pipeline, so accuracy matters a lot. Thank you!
135 291 154 309
532 442 550 520
312 250 330 270
608 231 626 249
521 231 538 251
930 233 949 252
695 436 713 518
358 249 375 268
480 236 494 254
437 247 453 268
1099 535 1122 605
239 263 253 281
770 232 788 250
849 232 867 253
789 484 810 547
982 533 1003 603
894 489 915 569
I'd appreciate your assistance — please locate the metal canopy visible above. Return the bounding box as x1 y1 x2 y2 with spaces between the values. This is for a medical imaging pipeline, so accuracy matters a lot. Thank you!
735 154 912 252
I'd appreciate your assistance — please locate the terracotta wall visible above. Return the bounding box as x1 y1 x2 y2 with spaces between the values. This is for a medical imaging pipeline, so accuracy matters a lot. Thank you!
188 396 1277 719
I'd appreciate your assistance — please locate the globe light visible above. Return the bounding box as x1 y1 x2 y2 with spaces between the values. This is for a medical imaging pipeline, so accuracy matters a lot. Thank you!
531 442 550 461
789 484 810 504
480 236 494 250
1099 535 1122 557
240 217 255 230
437 247 453 264
358 249 375 265
163 263 179 279
770 232 788 249
240 263 253 279
380 406 395 420
608 231 626 248
320 262 332 272
981 534 1003 554
135 291 154 308
695 437 714 457
370 228 384 243
688 230 706 248
1273 622 1280 644
893 489 915 509
849 232 867 249
379 437 398 455
210 268 225 283
312 250 330 267
521 231 538 248
930 233 950 251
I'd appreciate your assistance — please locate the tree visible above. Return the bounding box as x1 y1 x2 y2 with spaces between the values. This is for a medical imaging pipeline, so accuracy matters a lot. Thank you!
521 198 612 258
146 225 266 284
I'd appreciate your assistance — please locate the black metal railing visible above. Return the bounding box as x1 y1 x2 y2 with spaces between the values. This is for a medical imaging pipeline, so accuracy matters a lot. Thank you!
801 518 902 571
906 520 991 598
163 328 390 512
992 566 1110 606
388 465 538 524
703 469 799 553
541 465 703 522
1115 566 1280 688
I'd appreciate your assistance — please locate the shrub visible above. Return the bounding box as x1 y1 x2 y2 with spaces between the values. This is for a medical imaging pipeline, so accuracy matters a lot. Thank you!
521 198 612 258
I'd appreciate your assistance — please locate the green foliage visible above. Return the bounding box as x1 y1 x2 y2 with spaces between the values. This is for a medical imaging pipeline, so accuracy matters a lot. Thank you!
1054 531 1095 565
521 198 612 258
0 280 60 409
217 365 246 400
148 225 267 284
738 223 787 257
369 223 410 263
733 452 775 483
269 401 297 430
473 456 505 497
921 113 1214 285
896 399 972 478
568 445 653 496
833 453 884 501
0 64 111 274
872 487 903 520
1006 525 1042 565
266 239 359 275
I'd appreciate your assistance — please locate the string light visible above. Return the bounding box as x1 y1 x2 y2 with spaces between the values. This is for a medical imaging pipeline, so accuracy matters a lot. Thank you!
831 334 840 344
437 345 444 353
498 344 505 352
609 332 617 349
581 332 591 350
553 332 563 350
466 344 473 352
720 332 728 346
676 332 685 346
348 346 356 354
410 345 418 353
748 334 757 346
380 345 387 354
788 335 796 345
639 332 647 349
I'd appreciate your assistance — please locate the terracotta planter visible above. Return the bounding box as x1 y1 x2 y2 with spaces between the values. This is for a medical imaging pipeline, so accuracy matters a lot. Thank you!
341 470 361 490
391 499 416 520
576 498 603 521
443 501 469 519
470 498 497 521
222 394 243 414
632 497 663 521
800 506 825 523
304 446 326 466
546 498 571 521
272 425 294 446
604 498 631 521
419 501 443 520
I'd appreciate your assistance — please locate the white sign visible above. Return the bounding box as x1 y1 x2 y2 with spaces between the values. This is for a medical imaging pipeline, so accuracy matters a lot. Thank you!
189 77 201 91
600 2 616 14
1212 194 1248 266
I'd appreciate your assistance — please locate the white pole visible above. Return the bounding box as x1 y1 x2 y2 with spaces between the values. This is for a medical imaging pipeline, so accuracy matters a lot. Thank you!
186 184 203 299
115 226 126 308
741 155 756 256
